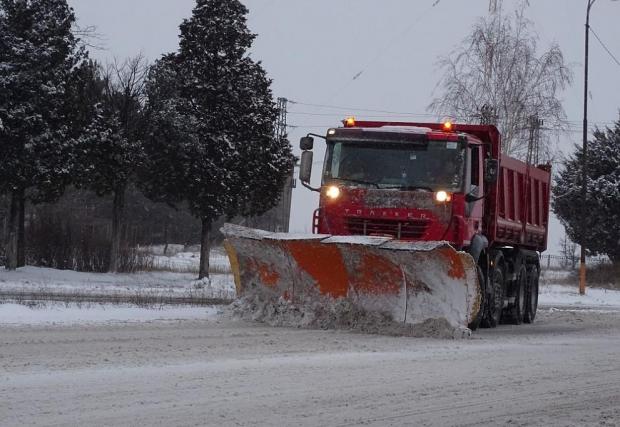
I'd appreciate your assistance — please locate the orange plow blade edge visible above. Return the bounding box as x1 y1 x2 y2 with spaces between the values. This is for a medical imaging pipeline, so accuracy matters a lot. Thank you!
222 224 481 329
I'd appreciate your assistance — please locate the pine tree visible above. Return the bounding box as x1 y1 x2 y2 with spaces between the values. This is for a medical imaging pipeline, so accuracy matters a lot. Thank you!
0 0 88 269
143 0 293 279
553 117 620 265
141 55 194 208
77 57 148 272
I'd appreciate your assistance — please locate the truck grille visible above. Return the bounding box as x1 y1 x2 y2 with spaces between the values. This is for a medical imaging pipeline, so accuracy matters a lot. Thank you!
345 218 430 239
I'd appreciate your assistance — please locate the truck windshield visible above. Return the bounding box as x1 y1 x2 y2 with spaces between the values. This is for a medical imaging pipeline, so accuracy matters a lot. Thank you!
323 140 465 191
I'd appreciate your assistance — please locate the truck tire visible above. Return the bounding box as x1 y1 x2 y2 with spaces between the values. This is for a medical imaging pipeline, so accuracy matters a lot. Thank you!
523 265 539 324
468 266 485 331
506 265 526 325
481 263 504 328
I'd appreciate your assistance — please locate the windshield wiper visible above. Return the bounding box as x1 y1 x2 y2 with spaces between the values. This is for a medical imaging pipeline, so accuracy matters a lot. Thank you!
331 177 380 188
382 185 433 192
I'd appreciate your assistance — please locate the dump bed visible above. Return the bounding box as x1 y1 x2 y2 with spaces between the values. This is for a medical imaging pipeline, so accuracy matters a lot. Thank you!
488 155 551 252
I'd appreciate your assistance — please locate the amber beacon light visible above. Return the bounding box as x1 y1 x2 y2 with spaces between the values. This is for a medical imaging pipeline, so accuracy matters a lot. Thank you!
344 117 356 127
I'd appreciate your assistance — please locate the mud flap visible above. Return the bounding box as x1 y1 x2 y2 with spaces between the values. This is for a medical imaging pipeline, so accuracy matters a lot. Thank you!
222 224 481 329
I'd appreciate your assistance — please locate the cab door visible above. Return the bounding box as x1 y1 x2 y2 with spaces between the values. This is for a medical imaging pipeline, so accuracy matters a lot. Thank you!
466 145 484 234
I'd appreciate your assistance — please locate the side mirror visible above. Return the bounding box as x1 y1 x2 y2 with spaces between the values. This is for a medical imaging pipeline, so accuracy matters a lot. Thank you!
484 158 499 183
299 151 313 184
300 136 314 151
465 192 479 203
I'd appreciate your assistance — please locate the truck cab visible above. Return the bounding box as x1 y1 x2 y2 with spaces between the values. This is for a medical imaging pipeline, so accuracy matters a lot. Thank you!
301 120 495 252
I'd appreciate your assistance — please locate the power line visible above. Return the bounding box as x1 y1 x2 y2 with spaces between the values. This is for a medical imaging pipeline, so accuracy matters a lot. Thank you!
288 124 605 134
289 99 616 128
325 0 444 101
288 99 437 117
288 111 337 117
590 26 620 68
288 110 436 119
287 124 338 129
286 99 617 135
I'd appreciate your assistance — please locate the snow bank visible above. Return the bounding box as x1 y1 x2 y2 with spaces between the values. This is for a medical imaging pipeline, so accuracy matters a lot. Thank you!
0 266 236 299
152 250 231 272
139 244 186 256
0 302 220 326
232 293 470 339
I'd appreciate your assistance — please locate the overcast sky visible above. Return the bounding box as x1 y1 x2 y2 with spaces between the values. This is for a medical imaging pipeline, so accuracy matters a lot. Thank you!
69 0 620 253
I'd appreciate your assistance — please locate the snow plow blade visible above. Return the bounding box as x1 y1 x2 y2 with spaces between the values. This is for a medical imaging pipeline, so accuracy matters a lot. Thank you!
222 224 481 329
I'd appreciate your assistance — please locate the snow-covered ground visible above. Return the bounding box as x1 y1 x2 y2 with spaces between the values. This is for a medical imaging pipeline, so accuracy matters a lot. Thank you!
538 268 620 309
1 265 618 310
0 303 221 326
539 284 620 308
0 265 236 300
148 246 231 273
1 265 619 335
2 265 619 425
2 307 619 426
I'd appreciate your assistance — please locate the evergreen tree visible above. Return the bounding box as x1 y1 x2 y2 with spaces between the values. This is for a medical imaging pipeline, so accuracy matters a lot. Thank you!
553 117 620 265
0 0 87 269
143 0 293 279
141 55 193 208
77 57 148 272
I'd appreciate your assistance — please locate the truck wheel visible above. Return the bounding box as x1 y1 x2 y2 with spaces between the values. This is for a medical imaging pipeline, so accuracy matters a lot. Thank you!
468 266 485 331
523 265 539 324
481 264 503 328
506 265 526 325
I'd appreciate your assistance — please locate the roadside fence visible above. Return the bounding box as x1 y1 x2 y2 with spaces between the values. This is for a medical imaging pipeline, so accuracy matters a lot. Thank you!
540 254 610 271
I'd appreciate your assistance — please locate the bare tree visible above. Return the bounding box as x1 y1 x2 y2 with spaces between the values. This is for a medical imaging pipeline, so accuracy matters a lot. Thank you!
73 24 105 51
79 55 149 272
428 3 572 161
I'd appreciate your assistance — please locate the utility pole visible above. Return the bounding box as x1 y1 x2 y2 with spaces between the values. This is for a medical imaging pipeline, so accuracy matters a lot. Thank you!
527 114 543 165
579 1 595 296
483 0 501 119
275 97 288 144
275 97 294 232
485 0 497 82
580 0 618 295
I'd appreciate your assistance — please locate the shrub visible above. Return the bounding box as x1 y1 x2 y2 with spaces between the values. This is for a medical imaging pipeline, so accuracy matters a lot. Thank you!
25 211 153 273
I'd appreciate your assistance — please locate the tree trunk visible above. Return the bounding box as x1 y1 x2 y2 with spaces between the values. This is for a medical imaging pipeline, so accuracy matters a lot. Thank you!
109 186 126 273
198 218 211 280
17 189 25 267
5 190 19 270
163 221 169 256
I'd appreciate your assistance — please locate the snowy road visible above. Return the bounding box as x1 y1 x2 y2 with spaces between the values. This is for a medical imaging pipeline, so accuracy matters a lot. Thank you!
2 307 620 426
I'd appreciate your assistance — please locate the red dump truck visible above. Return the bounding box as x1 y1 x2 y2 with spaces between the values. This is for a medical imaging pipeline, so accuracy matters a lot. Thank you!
223 119 551 330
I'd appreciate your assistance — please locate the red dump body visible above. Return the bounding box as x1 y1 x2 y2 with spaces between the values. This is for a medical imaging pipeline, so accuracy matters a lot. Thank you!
493 153 551 251
314 121 551 253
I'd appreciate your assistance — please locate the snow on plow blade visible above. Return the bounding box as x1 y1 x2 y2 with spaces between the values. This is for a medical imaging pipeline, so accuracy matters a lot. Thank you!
222 224 481 329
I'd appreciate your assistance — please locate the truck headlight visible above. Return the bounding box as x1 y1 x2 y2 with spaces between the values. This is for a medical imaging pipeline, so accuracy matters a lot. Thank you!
435 191 451 203
325 186 341 200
